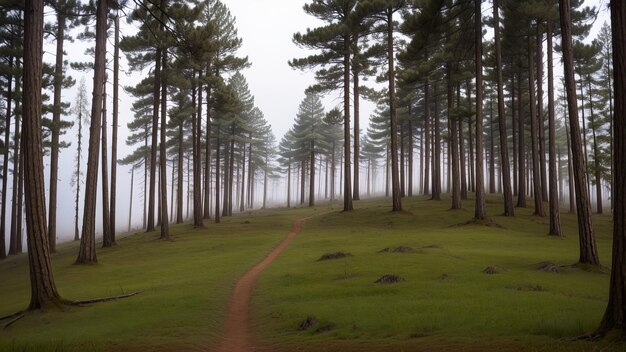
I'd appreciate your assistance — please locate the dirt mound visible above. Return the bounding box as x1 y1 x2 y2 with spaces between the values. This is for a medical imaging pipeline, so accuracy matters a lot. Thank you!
392 246 415 253
317 252 351 261
377 247 390 253
536 261 561 273
482 266 506 274
506 284 545 292
375 274 405 284
298 316 318 331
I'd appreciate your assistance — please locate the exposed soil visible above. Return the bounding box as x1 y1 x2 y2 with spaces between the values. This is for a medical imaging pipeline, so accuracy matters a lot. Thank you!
392 246 415 253
298 316 318 331
317 251 351 261
482 266 506 274
536 261 561 273
212 217 312 352
374 274 405 284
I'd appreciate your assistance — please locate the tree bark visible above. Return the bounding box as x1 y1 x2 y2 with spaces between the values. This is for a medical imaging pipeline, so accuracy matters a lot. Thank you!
23 0 64 309
0 56 13 258
101 74 112 247
494 0 514 216
537 24 548 202
147 44 161 232
559 0 600 265
388 10 401 214
448 66 461 210
159 49 169 240
423 80 431 195
309 141 315 206
48 5 65 253
598 0 625 333
528 29 544 217
353 70 360 201
517 69 527 208
547 21 562 236
204 81 212 219
77 0 107 264
110 10 120 243
193 72 203 226
474 0 486 220
432 83 441 200
343 35 353 211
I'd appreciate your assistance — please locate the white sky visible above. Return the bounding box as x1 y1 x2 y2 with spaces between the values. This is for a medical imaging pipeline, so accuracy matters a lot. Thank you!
2 0 611 248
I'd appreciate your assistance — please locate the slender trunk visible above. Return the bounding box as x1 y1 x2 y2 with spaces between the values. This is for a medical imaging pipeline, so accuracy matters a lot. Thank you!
215 124 221 223
400 124 405 197
423 80 431 195
147 45 161 232
287 157 291 207
458 86 468 200
388 10 401 211
517 70 527 207
494 0 514 216
159 48 169 239
408 118 413 197
512 74 518 195
353 70 360 201
309 141 315 206
77 0 107 264
474 0 486 220
47 6 65 253
110 10 120 243
588 77 603 214
263 154 268 208
101 74 112 246
559 0 600 265
1 57 13 257
128 165 134 232
547 21 561 236
528 30 544 216
193 72 203 226
176 124 184 223
228 134 235 216
537 24 548 202
467 81 475 192
74 111 82 241
489 97 496 194
432 83 441 200
240 142 246 212
343 35 353 211
449 66 461 210
204 82 212 219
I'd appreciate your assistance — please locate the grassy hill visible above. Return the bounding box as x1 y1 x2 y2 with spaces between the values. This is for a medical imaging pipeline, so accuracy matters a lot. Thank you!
0 195 621 351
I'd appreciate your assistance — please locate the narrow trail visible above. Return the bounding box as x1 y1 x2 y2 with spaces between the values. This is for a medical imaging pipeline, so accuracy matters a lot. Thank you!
213 216 312 352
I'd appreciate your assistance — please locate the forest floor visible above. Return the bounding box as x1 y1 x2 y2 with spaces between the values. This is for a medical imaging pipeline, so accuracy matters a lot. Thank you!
0 194 624 351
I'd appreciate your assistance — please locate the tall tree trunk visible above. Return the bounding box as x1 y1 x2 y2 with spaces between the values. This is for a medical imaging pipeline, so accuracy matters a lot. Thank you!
494 0 514 216
449 66 461 210
343 35 353 211
214 123 221 223
309 141 315 206
458 87 468 200
287 157 291 207
23 0 64 308
598 0 625 333
159 49 169 240
128 165 134 231
204 82 212 219
547 21 562 236
147 45 161 232
474 0 486 220
353 70 360 201
432 83 441 200
101 74 112 246
77 0 107 264
408 117 413 197
240 142 246 212
467 81 475 193
74 109 83 241
48 5 65 253
517 69 527 207
566 118 576 213
559 0 600 265
400 124 405 197
512 74 518 195
537 24 548 202
263 154 268 209
528 29 544 217
193 72 203 226
228 130 235 216
588 77 603 214
110 10 120 244
423 80 431 195
176 124 184 223
1 56 13 257
489 98 496 194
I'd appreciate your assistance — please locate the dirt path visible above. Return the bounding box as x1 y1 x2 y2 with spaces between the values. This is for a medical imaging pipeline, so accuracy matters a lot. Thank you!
213 217 311 352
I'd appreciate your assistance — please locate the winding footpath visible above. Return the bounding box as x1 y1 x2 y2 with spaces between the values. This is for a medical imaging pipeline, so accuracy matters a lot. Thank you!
213 217 311 352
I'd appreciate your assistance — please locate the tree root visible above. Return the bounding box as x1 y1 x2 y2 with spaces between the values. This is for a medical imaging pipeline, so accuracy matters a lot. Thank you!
0 310 25 322
4 313 24 329
69 292 140 306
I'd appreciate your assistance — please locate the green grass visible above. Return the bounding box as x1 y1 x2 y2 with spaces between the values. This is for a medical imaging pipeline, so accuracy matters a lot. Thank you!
253 195 622 351
1 195 623 351
0 206 322 351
